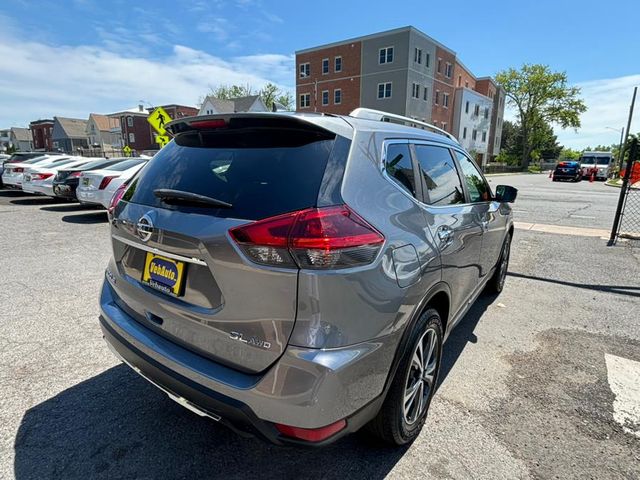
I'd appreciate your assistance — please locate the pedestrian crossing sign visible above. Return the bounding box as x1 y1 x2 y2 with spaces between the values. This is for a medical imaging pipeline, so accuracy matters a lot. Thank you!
147 106 171 135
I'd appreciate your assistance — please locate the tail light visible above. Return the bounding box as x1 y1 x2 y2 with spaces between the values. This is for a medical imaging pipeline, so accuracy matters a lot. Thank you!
190 119 227 129
99 175 118 189
31 173 53 181
108 183 128 215
14 167 24 173
69 171 82 178
230 205 384 270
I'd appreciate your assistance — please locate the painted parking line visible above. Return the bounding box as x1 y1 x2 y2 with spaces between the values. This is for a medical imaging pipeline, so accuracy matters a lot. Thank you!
514 222 609 238
605 354 640 438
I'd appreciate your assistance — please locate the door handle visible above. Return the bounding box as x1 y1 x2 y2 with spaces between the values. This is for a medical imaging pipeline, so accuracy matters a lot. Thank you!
437 226 453 243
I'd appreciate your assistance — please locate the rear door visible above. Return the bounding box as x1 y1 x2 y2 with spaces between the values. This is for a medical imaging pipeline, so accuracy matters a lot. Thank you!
109 119 342 373
412 143 484 317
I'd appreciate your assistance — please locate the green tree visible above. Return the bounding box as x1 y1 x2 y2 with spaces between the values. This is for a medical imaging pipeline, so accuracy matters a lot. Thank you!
496 64 587 168
201 83 294 111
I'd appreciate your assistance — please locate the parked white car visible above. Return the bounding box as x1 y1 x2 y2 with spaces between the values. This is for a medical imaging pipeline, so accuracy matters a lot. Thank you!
1 155 70 189
76 159 147 208
22 157 94 197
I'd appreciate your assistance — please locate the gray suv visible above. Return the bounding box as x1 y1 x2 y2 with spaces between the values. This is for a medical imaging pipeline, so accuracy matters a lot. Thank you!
99 108 517 446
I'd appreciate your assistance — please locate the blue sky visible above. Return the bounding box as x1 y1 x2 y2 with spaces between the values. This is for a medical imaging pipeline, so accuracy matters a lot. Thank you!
1 0 639 148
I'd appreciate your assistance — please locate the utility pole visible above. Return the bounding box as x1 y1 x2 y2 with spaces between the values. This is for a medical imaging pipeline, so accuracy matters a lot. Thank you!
617 86 637 171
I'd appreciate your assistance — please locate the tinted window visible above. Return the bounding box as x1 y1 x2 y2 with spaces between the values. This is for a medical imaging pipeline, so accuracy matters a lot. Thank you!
414 145 464 206
125 132 337 220
455 151 492 202
385 143 416 197
38 158 76 168
75 159 113 170
105 159 146 171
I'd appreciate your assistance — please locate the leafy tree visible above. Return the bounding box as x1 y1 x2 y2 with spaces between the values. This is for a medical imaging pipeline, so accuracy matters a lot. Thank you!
200 83 294 111
496 64 587 168
558 148 581 161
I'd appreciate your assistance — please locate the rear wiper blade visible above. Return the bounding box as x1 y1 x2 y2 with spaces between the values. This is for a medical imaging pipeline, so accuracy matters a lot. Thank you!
153 189 232 208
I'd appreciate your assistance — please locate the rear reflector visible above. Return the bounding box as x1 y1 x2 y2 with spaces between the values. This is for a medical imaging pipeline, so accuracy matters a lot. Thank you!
99 175 118 190
275 419 346 442
190 119 227 129
230 205 384 269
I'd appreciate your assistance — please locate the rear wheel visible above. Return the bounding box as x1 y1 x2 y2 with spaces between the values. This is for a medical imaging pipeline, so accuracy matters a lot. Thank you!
367 309 443 445
487 233 512 293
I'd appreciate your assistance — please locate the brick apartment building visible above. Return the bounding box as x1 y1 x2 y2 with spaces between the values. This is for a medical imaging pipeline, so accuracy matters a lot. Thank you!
110 106 154 153
146 104 198 149
29 119 54 151
295 26 505 166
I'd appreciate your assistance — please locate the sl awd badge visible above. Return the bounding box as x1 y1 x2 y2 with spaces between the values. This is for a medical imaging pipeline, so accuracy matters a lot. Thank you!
229 331 272 350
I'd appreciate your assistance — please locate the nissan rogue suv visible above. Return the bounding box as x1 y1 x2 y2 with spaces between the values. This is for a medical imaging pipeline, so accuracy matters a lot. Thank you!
99 108 517 446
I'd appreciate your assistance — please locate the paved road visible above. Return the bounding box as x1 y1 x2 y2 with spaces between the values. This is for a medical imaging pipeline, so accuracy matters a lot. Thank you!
1 179 639 479
486 173 619 231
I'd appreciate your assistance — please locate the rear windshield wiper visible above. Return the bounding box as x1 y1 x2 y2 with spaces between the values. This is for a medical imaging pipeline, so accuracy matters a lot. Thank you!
153 189 233 208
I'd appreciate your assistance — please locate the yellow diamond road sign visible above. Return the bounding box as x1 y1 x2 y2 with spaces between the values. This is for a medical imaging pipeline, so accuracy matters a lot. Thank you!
123 145 132 156
155 135 170 148
147 106 171 135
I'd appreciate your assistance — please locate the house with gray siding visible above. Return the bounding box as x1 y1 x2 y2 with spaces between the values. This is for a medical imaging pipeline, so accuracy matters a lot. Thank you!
51 117 89 153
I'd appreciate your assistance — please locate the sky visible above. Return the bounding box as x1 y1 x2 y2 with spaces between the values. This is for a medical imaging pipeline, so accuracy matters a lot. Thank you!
1 0 638 149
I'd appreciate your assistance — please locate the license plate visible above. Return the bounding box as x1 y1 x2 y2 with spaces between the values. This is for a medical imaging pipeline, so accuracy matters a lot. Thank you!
142 253 186 297
82 178 90 186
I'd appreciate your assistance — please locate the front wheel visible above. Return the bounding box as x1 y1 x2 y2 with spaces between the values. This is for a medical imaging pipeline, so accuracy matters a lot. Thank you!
487 233 512 293
366 309 443 446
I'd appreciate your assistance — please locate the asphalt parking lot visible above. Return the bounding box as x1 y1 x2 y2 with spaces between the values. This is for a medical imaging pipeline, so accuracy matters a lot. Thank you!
1 173 639 479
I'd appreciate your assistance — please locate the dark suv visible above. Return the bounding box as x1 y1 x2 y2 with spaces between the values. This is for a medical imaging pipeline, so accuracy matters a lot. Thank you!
552 161 582 182
99 109 517 446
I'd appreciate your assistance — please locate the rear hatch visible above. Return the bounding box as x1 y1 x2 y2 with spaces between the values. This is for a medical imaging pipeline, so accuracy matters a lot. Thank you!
109 115 348 373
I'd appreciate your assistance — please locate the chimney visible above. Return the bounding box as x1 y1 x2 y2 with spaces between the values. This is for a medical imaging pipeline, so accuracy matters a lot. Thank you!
138 104 144 112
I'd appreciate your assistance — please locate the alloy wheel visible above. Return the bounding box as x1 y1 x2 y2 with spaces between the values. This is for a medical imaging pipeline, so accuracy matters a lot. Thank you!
497 236 511 290
403 327 439 425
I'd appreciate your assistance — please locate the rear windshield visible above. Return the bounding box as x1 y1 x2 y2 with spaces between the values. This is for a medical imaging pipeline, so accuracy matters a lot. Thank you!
22 156 53 165
104 159 146 171
73 159 111 170
38 158 75 168
125 130 336 220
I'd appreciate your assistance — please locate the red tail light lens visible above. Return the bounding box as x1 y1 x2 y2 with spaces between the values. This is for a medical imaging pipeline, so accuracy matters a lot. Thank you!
99 175 118 189
230 205 384 269
32 173 53 180
275 419 346 442
190 119 227 129
69 171 82 178
14 167 24 173
108 183 128 215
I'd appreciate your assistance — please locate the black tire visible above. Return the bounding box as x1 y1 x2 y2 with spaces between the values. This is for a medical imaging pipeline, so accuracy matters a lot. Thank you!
487 232 512 293
366 308 443 446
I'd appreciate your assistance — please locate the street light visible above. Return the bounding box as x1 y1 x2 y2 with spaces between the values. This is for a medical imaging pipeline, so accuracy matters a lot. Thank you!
605 126 625 174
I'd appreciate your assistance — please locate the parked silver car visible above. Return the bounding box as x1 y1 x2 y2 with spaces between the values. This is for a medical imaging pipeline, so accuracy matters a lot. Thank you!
99 109 517 446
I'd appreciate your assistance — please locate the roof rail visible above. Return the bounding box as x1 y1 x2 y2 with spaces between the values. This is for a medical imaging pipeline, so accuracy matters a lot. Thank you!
349 108 458 143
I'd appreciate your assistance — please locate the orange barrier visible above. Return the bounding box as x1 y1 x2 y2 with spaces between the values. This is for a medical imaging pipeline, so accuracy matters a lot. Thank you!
621 161 640 184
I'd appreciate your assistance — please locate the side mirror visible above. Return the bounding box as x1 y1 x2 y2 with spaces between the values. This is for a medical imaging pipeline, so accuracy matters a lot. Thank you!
495 185 518 203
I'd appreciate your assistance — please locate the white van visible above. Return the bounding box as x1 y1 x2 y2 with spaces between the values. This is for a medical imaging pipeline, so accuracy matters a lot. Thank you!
580 151 614 180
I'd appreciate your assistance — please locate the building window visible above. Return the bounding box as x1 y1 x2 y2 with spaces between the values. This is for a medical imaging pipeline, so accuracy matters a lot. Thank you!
378 82 392 99
412 83 420 99
300 93 311 108
474 104 480 116
463 127 467 139
128 132 135 144
414 47 422 64
334 89 342 104
299 63 310 78
127 116 133 127
322 90 329 105
425 53 430 68
435 90 440 105
442 122 447 131
472 129 478 141
445 63 453 78
458 75 462 87
437 58 442 73
335 56 342 72
379 47 394 64
423 86 428 101
322 58 329 75
484 107 489 119
465 81 469 88
482 131 487 142
465 101 470 114
443 93 449 108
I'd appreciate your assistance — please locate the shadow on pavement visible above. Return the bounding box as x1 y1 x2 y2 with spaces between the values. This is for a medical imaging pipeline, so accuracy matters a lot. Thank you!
10 197 66 206
61 211 108 224
41 203 93 213
0 189 37 197
508 271 640 298
14 365 408 480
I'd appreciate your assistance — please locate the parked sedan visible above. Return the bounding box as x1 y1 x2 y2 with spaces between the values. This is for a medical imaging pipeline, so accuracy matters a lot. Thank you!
52 158 124 200
76 159 148 208
22 158 95 197
2 155 70 189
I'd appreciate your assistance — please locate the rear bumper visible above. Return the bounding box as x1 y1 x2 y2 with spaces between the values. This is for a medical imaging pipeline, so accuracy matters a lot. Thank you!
52 183 77 199
99 277 395 444
77 189 108 207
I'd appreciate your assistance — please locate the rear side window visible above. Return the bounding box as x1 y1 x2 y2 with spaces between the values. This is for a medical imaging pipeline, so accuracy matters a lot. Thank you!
385 143 417 197
414 145 464 206
454 151 492 202
125 131 337 220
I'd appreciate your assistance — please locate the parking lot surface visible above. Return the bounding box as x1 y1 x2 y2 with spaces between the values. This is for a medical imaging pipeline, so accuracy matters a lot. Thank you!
1 174 639 479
